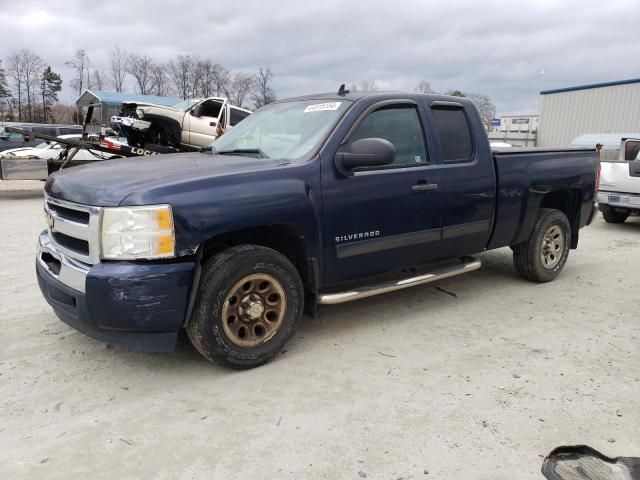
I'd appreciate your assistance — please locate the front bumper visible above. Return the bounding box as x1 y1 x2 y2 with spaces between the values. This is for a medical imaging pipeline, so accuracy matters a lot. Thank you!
36 230 196 352
597 191 640 210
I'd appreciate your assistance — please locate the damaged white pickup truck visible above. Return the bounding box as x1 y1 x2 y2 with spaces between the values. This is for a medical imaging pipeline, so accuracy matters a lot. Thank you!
112 97 252 150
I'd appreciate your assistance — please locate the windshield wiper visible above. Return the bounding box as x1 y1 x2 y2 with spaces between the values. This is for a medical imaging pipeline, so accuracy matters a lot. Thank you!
216 148 270 159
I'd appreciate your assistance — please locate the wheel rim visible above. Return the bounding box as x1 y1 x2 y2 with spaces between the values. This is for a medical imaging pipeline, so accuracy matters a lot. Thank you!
221 273 287 348
541 225 564 269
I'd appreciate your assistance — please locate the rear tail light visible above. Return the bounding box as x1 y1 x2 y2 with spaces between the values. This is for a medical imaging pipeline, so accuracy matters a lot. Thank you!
595 159 601 193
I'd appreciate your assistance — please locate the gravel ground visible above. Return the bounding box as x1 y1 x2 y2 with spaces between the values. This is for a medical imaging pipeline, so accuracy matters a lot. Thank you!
1 180 638 480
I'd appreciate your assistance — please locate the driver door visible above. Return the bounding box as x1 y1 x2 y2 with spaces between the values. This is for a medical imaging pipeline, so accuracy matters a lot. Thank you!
321 100 444 285
185 99 227 147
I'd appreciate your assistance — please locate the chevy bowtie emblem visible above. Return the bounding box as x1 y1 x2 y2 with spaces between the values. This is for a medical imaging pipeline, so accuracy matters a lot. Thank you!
46 214 55 229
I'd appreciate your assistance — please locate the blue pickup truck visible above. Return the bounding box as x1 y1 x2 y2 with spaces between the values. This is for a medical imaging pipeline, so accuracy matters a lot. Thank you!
37 90 599 368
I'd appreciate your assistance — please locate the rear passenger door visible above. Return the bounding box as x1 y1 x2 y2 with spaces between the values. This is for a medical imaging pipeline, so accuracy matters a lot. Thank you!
424 101 496 257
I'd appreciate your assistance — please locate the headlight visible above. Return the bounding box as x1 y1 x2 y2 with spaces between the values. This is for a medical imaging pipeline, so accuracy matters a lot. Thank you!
136 108 145 118
101 205 175 260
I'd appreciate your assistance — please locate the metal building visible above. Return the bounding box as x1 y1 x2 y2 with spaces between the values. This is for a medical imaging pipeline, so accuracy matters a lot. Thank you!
537 78 640 147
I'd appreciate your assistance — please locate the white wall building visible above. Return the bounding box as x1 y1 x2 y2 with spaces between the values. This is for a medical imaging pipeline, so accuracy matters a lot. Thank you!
488 115 538 147
537 78 640 148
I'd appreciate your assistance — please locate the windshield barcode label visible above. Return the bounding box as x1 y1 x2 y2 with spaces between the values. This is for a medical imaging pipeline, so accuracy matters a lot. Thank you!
304 102 342 113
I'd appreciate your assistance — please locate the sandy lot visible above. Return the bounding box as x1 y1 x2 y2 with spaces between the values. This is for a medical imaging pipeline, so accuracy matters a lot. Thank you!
0 180 638 480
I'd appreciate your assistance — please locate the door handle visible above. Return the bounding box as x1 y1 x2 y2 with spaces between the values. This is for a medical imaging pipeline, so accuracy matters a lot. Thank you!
411 183 438 192
209 121 216 127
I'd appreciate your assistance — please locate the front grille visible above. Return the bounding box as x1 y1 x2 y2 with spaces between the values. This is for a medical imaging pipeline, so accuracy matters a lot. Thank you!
52 231 90 255
48 202 90 224
46 194 101 264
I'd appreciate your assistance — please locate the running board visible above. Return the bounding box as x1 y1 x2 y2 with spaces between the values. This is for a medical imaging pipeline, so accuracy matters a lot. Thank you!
318 256 482 305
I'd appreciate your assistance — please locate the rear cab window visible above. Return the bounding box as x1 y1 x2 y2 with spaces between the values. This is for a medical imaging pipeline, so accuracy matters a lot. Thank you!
430 106 474 163
230 108 250 127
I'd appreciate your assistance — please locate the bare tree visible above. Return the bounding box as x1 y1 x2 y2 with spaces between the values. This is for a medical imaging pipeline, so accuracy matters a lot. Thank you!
109 46 128 92
126 54 156 95
415 80 434 94
66 49 90 97
167 55 196 99
224 72 255 107
466 93 496 127
7 52 24 121
212 64 230 97
251 67 276 108
151 64 171 96
349 80 377 92
193 59 217 97
91 70 106 90
20 50 45 122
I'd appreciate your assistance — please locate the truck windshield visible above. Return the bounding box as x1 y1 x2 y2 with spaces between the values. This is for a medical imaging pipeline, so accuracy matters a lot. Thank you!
211 100 352 161
173 99 202 110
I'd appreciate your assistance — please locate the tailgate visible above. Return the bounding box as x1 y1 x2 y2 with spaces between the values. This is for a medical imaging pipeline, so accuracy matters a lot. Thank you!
600 160 640 194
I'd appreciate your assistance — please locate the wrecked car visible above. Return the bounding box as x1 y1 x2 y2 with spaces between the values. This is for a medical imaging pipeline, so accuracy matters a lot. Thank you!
112 97 252 150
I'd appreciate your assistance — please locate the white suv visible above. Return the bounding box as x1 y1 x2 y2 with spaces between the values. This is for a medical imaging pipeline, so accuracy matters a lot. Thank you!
597 137 640 223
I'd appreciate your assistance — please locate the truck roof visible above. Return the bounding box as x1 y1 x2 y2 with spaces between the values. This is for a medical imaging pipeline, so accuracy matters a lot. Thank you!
279 90 470 104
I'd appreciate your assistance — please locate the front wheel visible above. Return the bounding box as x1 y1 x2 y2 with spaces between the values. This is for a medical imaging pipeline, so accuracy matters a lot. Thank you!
187 245 304 369
512 208 571 283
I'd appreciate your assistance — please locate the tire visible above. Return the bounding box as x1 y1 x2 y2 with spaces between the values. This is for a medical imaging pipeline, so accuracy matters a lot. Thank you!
512 208 571 283
602 208 629 224
187 245 304 369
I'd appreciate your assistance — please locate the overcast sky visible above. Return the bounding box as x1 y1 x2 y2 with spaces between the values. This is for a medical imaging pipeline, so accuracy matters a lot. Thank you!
1 0 638 115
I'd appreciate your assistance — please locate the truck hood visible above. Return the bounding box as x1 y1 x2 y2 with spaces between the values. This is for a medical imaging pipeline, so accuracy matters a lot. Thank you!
122 101 182 112
45 152 286 206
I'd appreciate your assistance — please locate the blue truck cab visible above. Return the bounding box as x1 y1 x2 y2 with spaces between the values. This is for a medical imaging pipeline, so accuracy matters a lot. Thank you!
37 90 599 368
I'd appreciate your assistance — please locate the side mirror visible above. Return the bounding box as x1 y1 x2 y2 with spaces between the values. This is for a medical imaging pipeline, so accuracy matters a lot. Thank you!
335 138 395 176
191 105 201 117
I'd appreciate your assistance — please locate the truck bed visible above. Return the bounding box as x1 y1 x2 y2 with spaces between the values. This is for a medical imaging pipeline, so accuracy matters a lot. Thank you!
488 148 598 250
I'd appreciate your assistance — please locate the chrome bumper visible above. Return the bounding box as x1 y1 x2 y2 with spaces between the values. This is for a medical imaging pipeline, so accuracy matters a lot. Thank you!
37 230 89 293
597 191 640 209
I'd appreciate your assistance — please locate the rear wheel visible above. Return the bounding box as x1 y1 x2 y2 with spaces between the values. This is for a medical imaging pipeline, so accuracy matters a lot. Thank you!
187 245 304 369
602 208 629 224
513 208 571 283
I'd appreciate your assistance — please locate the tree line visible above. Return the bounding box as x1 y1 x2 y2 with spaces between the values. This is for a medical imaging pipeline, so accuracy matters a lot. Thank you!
0 46 277 124
0 50 62 123
67 47 276 111
0 48 497 127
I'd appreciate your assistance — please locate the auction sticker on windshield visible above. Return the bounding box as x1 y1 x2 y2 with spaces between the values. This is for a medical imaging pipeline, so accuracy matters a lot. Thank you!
304 102 342 113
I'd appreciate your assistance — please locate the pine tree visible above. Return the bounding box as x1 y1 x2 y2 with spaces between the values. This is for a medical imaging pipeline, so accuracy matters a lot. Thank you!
40 66 62 123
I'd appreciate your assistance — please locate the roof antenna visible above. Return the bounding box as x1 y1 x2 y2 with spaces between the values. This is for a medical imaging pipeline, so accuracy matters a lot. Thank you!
337 83 350 96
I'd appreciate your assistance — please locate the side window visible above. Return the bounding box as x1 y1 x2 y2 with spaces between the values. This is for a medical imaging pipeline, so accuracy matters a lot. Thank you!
199 100 223 118
349 105 428 166
230 108 250 127
430 107 473 163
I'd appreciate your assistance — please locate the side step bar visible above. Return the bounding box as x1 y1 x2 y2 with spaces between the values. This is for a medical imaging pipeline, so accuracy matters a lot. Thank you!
318 256 482 305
